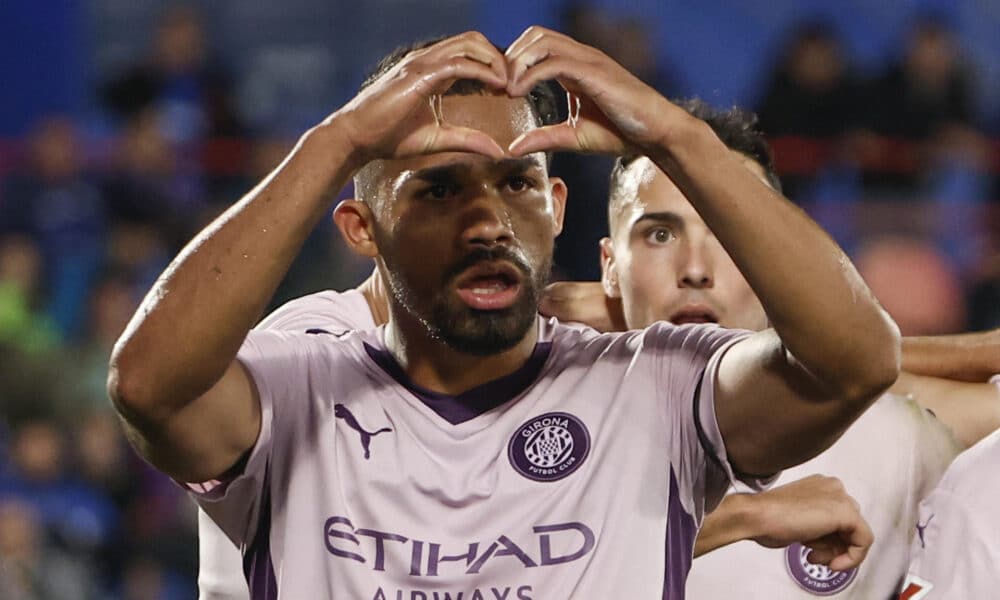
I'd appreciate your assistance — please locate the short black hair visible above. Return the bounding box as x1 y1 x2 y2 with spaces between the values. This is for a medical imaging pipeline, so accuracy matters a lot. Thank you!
354 36 562 203
607 98 782 231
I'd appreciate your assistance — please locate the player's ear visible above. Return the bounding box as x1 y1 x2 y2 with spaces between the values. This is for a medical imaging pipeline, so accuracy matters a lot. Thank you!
600 237 621 298
333 199 380 258
549 177 567 236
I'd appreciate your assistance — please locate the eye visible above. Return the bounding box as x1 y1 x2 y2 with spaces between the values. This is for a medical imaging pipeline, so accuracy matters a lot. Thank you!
504 175 536 193
421 183 458 200
645 227 674 244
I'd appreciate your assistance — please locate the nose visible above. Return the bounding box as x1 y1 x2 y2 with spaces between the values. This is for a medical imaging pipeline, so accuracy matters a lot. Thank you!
461 190 514 249
677 239 713 289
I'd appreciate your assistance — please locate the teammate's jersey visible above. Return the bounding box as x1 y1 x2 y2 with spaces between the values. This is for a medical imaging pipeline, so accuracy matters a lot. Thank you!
190 317 760 599
198 289 377 600
686 394 960 600
899 375 1000 600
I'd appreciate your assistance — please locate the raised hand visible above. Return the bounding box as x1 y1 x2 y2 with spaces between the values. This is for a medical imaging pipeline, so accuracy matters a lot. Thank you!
503 26 681 157
332 31 510 167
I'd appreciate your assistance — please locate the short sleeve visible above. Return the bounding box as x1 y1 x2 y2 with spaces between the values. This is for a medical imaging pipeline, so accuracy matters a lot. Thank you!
185 330 315 548
256 290 376 333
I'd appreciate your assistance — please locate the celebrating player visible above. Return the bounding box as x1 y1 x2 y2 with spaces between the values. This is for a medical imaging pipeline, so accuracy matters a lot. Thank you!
899 376 1000 599
540 100 1000 598
109 28 898 598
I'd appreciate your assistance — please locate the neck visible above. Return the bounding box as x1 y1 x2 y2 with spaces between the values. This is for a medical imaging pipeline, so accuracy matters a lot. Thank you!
384 310 539 396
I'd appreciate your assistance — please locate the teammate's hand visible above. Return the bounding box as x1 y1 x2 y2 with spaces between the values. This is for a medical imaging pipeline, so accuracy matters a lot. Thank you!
539 281 626 332
332 32 509 166
745 475 873 572
503 26 681 157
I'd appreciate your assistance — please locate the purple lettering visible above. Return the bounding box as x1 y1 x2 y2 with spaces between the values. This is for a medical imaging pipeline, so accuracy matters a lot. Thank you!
410 540 424 576
470 591 485 600
324 516 364 563
411 593 427 600
467 536 537 574
356 529 408 572
535 522 595 566
516 586 533 600
433 593 464 600
427 543 479 576
491 587 510 600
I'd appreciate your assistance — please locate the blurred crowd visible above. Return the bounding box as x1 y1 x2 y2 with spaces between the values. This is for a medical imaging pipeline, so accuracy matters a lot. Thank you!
0 4 998 599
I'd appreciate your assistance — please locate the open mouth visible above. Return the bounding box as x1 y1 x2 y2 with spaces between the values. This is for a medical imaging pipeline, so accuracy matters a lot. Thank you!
453 261 524 311
669 306 719 325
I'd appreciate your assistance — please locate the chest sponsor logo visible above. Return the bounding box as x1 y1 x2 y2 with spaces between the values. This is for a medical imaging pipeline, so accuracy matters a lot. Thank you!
784 543 858 595
898 574 933 600
324 516 595 577
335 404 392 459
507 412 590 482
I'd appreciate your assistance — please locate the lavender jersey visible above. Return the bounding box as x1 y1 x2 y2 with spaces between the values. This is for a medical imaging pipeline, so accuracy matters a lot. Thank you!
686 393 960 599
899 375 1000 600
198 289 376 600
190 318 759 599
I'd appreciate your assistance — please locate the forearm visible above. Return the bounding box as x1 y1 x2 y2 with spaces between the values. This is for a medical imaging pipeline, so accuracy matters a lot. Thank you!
110 123 358 419
902 329 1000 382
694 494 756 557
646 112 899 396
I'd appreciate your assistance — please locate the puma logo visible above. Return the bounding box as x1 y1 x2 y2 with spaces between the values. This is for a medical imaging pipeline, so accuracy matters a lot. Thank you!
916 514 934 548
334 404 392 460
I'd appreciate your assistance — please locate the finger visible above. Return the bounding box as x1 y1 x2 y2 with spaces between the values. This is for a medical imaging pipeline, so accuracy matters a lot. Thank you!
429 32 508 83
413 57 507 96
399 123 506 159
504 26 551 64
828 544 868 572
507 55 593 98
509 121 624 156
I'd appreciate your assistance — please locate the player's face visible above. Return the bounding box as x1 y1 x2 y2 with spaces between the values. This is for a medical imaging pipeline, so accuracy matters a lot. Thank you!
603 154 769 332
374 94 566 355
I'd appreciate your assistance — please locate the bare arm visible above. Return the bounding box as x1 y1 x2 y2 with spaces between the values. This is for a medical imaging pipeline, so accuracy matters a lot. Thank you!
505 27 899 476
891 372 1000 448
109 32 510 483
901 329 1000 383
694 476 872 572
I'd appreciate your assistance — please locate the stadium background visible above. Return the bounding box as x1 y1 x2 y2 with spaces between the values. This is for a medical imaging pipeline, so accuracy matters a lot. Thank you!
0 1 998 598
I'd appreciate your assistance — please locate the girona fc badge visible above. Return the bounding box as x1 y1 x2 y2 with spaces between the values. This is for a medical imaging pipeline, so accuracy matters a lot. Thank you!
508 412 590 482
784 543 859 595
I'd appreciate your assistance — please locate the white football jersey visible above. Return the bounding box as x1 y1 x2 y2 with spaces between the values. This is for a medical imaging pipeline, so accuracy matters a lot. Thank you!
686 394 961 599
198 289 377 600
899 375 1000 600
190 318 760 599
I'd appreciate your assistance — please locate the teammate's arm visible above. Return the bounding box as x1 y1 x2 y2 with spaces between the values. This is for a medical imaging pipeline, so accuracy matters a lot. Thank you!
694 476 872 572
901 328 1000 383
891 372 1000 448
504 26 899 477
108 32 509 483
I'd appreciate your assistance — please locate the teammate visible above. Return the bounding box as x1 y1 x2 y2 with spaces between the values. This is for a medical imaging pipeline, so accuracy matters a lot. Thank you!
899 375 1000 599
110 28 899 598
540 100 1000 598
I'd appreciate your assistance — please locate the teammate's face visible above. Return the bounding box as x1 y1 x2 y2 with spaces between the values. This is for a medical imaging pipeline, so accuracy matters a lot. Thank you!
373 94 566 355
603 154 769 332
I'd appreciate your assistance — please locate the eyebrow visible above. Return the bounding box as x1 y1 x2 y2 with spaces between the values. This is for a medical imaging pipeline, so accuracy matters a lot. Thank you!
405 157 545 185
630 211 685 231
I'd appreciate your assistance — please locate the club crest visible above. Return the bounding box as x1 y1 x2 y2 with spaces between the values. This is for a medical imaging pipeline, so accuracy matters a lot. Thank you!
784 542 859 595
508 412 590 482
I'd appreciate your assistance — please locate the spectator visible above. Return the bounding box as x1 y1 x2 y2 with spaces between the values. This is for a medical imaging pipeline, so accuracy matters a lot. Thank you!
101 5 244 143
758 21 861 139
0 117 107 339
0 499 94 600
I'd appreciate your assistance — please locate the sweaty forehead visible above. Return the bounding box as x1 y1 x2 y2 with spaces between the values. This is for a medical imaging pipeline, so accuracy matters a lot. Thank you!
382 93 540 177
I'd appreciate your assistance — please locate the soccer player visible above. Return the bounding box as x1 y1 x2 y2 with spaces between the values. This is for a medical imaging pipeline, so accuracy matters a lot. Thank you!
899 376 1000 599
109 28 899 598
540 100 1000 598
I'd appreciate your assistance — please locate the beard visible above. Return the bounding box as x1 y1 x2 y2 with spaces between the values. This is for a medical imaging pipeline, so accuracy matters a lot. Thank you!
385 246 550 356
